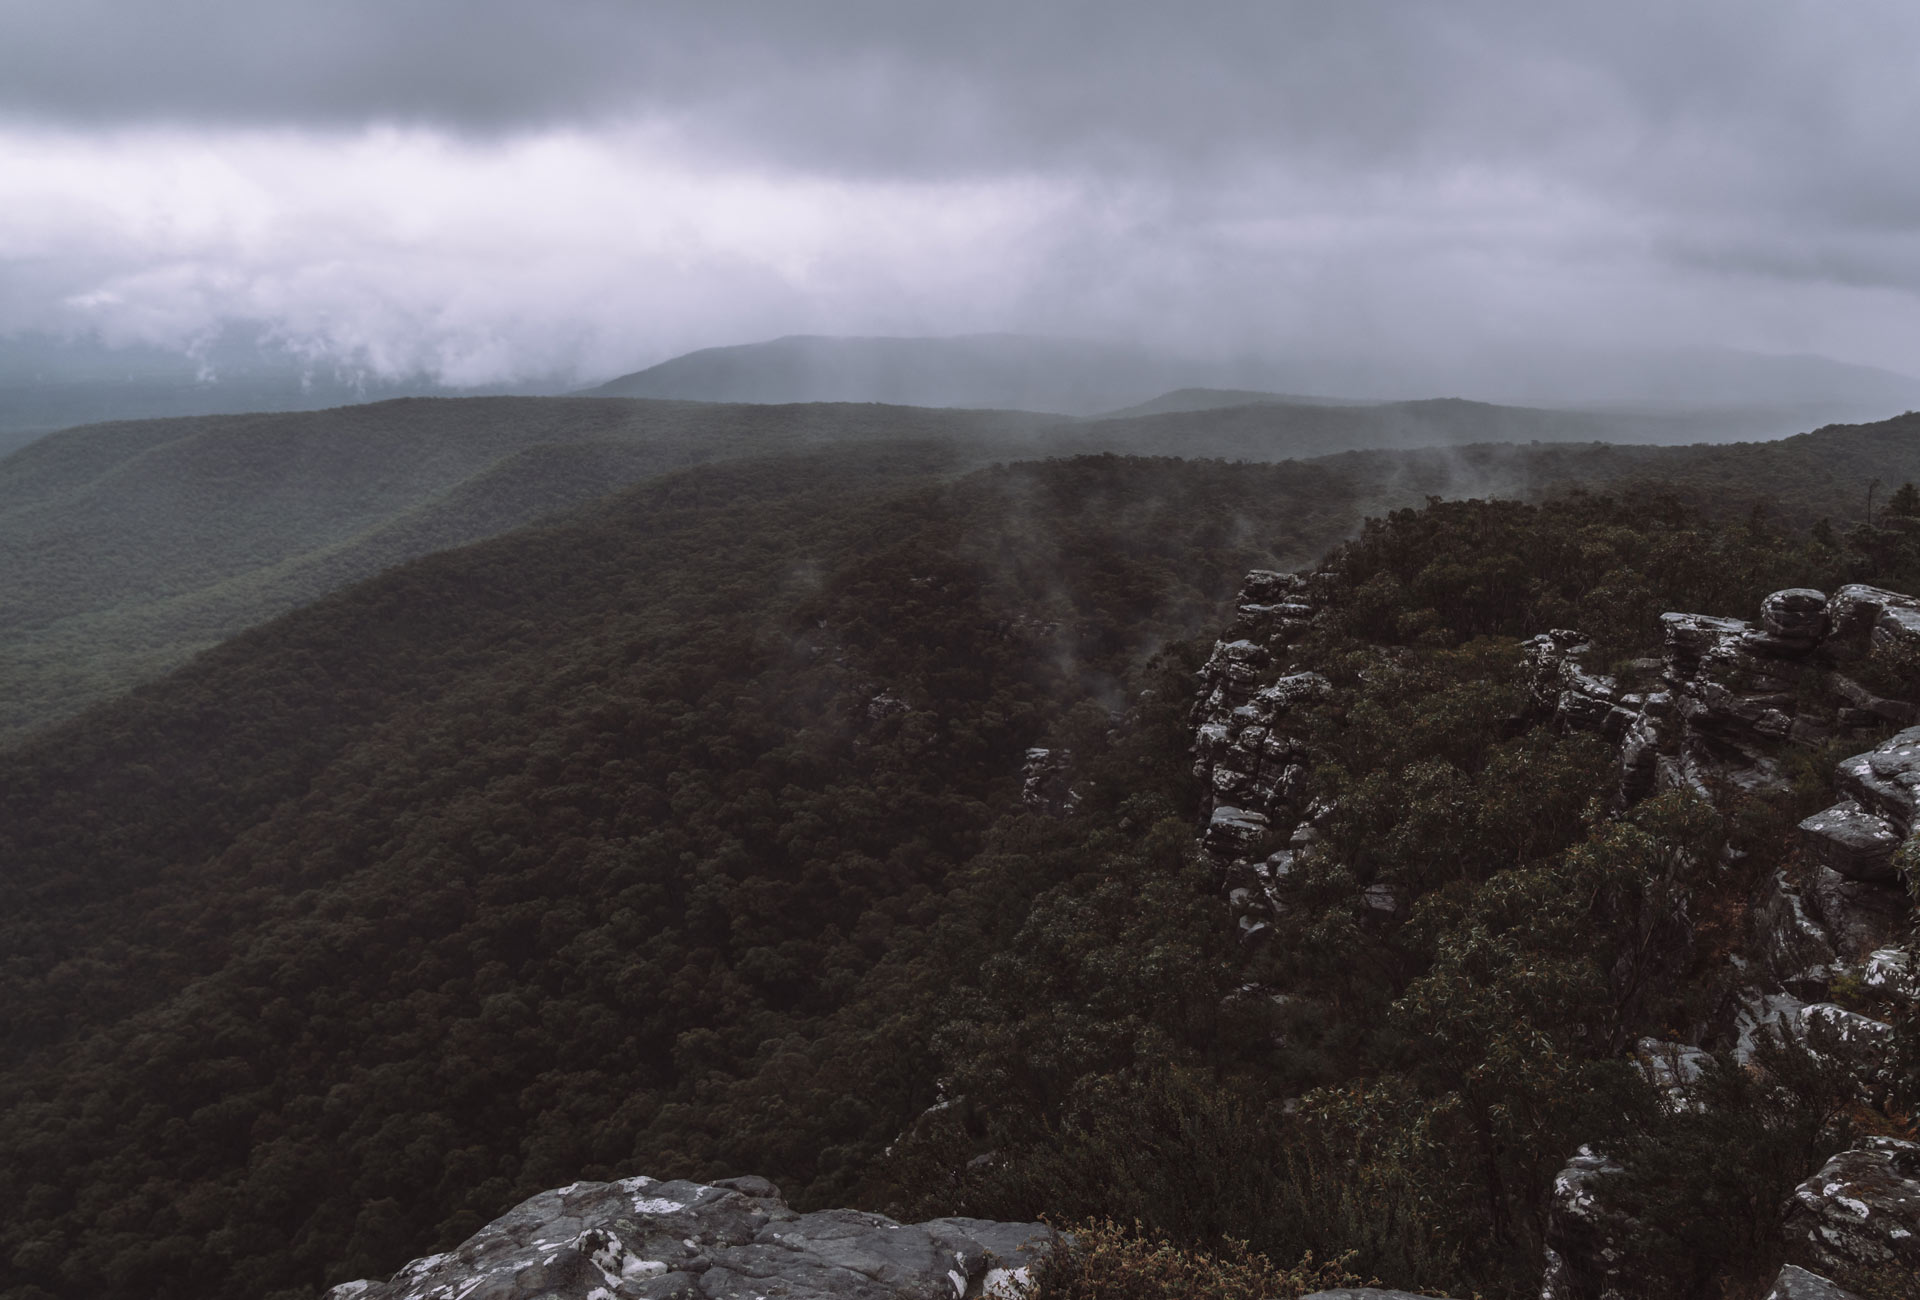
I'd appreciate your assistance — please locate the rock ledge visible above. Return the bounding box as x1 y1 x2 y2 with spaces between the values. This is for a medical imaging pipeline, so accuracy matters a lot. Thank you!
325 1174 1056 1300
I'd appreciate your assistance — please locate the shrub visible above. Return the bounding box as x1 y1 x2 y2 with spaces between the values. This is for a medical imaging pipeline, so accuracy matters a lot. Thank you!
1026 1218 1360 1300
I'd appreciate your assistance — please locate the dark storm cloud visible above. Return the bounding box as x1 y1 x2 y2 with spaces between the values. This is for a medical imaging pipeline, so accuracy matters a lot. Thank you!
10 1 1918 264
1 1 1916 387
3 2 1907 180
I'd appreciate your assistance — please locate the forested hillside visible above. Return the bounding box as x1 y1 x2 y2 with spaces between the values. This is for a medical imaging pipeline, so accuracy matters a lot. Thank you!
4 419 1920 1300
0 398 1053 744
0 445 1409 1300
8 396 1920 751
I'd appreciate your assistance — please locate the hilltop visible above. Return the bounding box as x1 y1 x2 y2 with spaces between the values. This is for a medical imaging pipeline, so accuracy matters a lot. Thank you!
586 332 1920 427
1093 387 1371 419
582 333 1206 415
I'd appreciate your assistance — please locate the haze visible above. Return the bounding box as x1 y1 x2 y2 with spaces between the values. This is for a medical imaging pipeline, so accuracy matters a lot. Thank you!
3 0 1919 395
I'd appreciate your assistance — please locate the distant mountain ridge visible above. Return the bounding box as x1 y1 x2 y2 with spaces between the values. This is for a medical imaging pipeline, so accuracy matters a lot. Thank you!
13 329 1917 442
1076 394 1837 450
584 333 1210 415
588 332 1920 424
1094 387 1376 419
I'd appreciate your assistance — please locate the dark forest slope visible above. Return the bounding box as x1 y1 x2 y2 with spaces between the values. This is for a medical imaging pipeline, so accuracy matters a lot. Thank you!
0 445 1420 1300
4 433 1920 1300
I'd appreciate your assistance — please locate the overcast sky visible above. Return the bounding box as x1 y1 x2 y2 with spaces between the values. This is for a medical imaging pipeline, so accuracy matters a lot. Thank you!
2 0 1918 385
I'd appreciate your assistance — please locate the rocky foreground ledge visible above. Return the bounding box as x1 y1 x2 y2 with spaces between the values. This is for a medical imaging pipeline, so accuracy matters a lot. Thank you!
323 1174 1055 1300
322 1173 1445 1300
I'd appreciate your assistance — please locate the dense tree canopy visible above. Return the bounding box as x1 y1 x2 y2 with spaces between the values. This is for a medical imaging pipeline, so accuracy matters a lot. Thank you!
4 428 1919 1300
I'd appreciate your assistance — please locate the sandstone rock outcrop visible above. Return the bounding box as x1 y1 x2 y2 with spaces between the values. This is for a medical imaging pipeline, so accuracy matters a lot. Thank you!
1781 1137 1920 1289
1189 570 1919 1300
1528 585 1920 814
1191 571 1327 824
1539 1148 1639 1300
1189 569 1342 949
1761 1264 1867 1300
1525 587 1916 1052
1020 746 1076 815
324 1175 1056 1300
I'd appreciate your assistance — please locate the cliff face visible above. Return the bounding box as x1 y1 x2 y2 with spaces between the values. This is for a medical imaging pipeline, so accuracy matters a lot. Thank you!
1516 582 1918 1089
322 1175 1055 1300
1188 567 1920 1300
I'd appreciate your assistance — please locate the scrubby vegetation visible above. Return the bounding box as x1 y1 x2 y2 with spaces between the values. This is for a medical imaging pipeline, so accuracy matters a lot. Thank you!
1025 1218 1360 1300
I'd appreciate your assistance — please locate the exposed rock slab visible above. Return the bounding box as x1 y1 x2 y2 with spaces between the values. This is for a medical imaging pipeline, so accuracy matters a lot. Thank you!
1634 1037 1712 1111
1798 799 1903 884
1862 947 1920 1003
1782 1137 1920 1285
1802 866 1911 968
1540 1148 1640 1300
1755 870 1841 1001
1828 585 1920 646
1836 725 1920 835
1797 1004 1898 1089
324 1175 1056 1300
1020 747 1076 816
1761 1264 1866 1300
1762 589 1830 642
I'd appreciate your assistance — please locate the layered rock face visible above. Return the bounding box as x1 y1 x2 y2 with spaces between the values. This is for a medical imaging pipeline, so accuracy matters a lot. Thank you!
1509 590 1920 1300
1782 1137 1920 1288
1525 584 1920 809
1521 586 1919 1063
324 1175 1055 1300
1190 572 1920 1300
1189 569 1334 942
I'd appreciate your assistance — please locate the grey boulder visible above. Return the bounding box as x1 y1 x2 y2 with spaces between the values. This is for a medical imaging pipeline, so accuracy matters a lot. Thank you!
1797 800 1903 884
1782 1137 1920 1284
1761 589 1829 642
1761 1264 1865 1300
1835 725 1920 834
324 1175 1056 1300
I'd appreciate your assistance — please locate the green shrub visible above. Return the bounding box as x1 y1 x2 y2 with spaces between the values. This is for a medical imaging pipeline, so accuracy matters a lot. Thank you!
1026 1218 1360 1300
